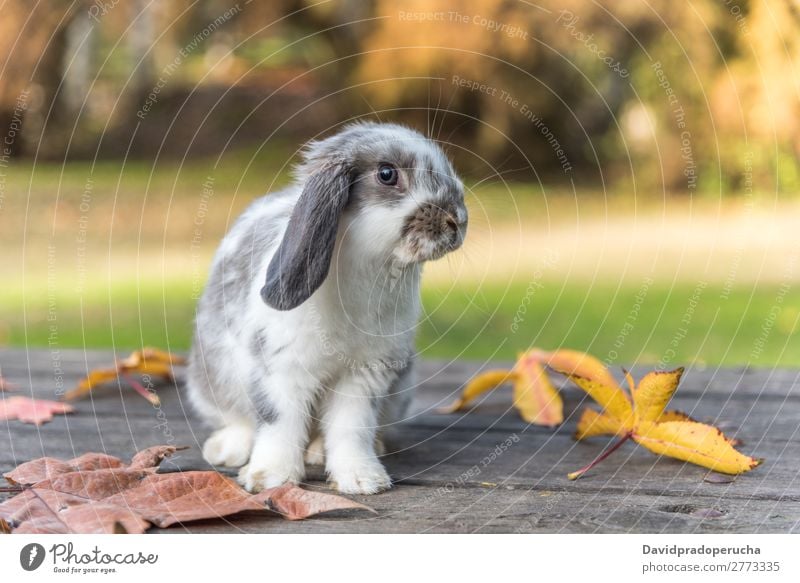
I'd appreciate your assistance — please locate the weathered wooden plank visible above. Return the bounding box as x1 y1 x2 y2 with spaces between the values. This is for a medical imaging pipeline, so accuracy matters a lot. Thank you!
0 412 794 501
1 349 798 533
2 467 793 534
2 351 798 445
1 377 794 446
2 349 799 399
139 485 799 534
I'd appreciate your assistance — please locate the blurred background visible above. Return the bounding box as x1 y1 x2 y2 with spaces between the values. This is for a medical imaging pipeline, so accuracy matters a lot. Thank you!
1 0 798 366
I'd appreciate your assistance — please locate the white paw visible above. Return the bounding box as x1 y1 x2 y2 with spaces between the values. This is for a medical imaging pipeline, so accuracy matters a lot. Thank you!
202 424 254 468
304 436 325 466
237 459 305 493
329 458 392 495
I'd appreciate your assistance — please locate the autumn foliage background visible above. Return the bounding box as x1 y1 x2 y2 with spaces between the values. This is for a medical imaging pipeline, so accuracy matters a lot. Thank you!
1 0 798 365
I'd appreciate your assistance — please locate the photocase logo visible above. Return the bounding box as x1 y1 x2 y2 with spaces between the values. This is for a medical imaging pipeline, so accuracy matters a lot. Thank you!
20 543 46 571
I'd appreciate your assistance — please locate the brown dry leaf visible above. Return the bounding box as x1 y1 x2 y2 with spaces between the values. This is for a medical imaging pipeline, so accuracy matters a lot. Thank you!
4 453 123 485
3 489 149 534
4 446 182 486
64 347 187 405
0 396 74 426
0 445 372 534
266 482 375 521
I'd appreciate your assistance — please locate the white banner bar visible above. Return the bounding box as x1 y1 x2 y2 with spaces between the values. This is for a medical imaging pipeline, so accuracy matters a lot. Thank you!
2 534 798 582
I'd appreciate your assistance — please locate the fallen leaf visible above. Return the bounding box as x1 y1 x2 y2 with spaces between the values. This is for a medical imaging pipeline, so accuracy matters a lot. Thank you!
0 397 74 426
4 445 183 486
64 347 186 405
564 367 761 479
528 348 621 389
0 373 18 392
439 349 616 426
3 453 123 485
129 444 189 470
436 369 512 414
264 482 375 522
3 489 149 534
0 446 372 534
512 355 562 426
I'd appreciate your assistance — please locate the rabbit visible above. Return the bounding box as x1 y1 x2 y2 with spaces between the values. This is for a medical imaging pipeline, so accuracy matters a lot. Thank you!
186 122 468 494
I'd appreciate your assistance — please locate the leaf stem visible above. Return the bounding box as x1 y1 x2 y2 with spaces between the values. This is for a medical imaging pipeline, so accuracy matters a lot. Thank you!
568 432 632 480
120 372 161 406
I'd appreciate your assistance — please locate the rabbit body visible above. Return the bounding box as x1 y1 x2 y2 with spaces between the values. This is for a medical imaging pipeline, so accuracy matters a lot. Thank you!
187 123 466 494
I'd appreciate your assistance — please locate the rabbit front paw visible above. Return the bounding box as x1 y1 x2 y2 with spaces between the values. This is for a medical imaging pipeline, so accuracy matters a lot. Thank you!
237 457 305 492
202 423 254 468
329 458 392 495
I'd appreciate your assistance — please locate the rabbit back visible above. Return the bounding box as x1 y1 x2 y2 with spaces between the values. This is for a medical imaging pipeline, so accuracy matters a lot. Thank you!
186 188 299 426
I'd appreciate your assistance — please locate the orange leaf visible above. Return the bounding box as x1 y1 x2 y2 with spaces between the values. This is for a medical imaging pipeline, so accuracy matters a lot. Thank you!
513 356 563 426
530 348 621 389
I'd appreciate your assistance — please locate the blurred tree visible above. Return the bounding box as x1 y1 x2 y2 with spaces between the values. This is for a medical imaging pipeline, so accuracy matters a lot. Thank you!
0 0 81 155
1 0 798 193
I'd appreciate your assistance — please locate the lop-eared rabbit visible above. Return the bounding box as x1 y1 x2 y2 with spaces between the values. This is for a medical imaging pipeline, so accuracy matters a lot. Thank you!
187 123 468 494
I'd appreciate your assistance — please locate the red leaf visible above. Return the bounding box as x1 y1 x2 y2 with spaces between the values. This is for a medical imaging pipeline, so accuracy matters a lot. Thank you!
0 397 74 425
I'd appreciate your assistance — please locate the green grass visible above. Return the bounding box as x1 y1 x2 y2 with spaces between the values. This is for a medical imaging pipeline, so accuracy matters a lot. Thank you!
418 281 799 366
2 279 797 366
2 151 797 367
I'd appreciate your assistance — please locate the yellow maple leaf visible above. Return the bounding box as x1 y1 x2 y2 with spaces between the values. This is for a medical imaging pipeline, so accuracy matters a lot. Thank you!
565 367 762 479
438 349 617 427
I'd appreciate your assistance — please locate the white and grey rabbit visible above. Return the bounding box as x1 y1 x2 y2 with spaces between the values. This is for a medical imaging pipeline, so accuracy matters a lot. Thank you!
186 122 468 494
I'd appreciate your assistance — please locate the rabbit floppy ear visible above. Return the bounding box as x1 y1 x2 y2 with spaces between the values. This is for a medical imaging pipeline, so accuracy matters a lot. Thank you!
261 161 353 310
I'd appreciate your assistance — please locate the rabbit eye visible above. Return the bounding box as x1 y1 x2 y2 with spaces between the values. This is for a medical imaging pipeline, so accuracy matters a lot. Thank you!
376 163 398 186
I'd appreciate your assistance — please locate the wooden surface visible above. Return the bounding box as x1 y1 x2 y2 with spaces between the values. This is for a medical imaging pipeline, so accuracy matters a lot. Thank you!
1 349 798 533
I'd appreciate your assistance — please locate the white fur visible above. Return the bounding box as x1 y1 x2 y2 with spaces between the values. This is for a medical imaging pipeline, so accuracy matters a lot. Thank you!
187 123 465 495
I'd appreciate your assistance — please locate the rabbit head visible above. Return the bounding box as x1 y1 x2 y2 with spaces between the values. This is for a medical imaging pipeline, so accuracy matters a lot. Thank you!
261 122 468 311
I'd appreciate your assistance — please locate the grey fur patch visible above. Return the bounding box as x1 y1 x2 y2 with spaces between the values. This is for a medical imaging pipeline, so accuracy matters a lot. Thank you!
249 377 280 425
187 330 248 423
374 358 415 426
202 213 281 314
250 329 268 357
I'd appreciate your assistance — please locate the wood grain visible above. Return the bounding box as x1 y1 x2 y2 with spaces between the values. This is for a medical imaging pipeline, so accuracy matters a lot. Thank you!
1 349 797 533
